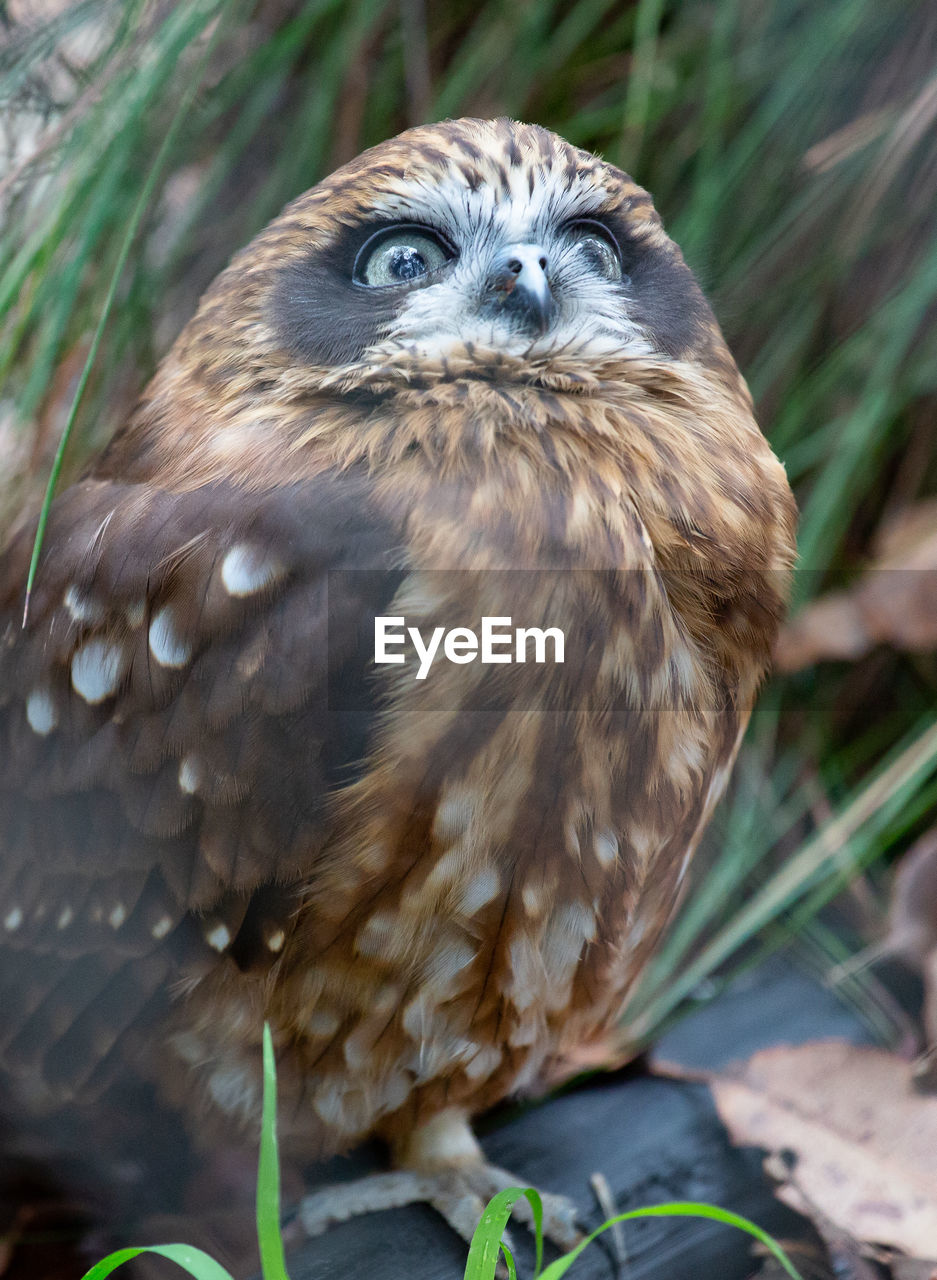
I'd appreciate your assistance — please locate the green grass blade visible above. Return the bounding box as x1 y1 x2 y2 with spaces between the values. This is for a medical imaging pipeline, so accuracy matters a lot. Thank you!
462 1190 802 1280
257 1024 290 1280
500 1240 518 1280
462 1187 544 1280
536 1201 803 1280
620 0 666 165
80 1243 235 1280
20 0 227 624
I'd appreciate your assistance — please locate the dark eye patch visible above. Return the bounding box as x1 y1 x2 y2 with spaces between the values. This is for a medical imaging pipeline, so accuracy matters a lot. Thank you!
270 205 715 368
586 211 714 360
270 220 444 367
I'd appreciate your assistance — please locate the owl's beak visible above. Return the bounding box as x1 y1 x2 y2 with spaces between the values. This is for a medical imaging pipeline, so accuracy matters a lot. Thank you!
489 243 555 334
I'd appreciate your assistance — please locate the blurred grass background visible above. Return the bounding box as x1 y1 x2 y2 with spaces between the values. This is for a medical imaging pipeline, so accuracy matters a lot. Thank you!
2 0 937 1047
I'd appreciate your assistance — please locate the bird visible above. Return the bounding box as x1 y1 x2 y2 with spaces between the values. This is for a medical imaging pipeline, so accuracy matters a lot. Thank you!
0 116 796 1262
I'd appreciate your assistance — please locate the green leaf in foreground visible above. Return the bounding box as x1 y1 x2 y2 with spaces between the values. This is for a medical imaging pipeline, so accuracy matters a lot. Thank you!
21 0 227 626
463 1187 544 1280
80 1243 234 1280
257 1023 290 1280
462 1190 804 1280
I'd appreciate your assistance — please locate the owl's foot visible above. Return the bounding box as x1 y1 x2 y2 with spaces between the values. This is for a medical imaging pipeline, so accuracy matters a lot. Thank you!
299 1166 583 1267
299 1110 584 1262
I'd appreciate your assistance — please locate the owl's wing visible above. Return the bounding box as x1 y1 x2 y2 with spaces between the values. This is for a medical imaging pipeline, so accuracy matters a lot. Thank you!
0 473 400 1099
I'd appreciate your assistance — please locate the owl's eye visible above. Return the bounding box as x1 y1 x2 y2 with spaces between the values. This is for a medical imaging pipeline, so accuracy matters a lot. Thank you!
354 225 455 287
564 221 624 282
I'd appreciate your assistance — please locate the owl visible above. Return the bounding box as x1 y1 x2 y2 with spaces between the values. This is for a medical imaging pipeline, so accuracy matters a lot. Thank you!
0 118 796 1261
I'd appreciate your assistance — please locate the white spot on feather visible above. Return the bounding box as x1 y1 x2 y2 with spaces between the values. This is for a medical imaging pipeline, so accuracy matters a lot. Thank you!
57 906 74 930
464 1045 502 1080
507 935 543 1012
509 1015 543 1047
372 983 402 1016
265 928 285 953
521 883 545 916
108 903 127 929
64 584 104 624
357 842 390 873
178 755 201 794
456 867 499 914
432 788 477 842
26 688 57 735
311 1081 348 1129
407 1035 478 1081
152 915 173 939
421 847 466 896
402 991 433 1041
342 1018 390 1071
312 1080 370 1134
308 1009 341 1037
542 902 596 986
148 606 192 668
220 544 283 597
205 923 231 952
380 1072 411 1111
594 830 619 867
510 1045 550 1091
355 911 399 957
630 827 657 862
171 1031 207 1066
71 638 128 703
669 642 700 698
422 937 477 998
207 1064 259 1119
4 907 23 931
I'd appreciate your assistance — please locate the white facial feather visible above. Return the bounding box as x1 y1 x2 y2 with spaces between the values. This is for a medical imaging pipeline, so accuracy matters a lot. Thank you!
365 167 653 364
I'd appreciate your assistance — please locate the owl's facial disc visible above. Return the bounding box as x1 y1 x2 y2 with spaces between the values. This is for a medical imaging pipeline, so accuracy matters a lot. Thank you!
342 210 640 359
269 119 712 380
350 219 624 342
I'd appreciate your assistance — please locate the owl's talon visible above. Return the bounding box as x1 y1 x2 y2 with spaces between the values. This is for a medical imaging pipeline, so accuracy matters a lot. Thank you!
299 1160 584 1270
299 1170 433 1235
464 1163 584 1252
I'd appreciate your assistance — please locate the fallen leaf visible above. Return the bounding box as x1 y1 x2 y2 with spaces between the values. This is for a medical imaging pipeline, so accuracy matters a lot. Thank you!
829 830 937 1056
699 1041 937 1257
884 830 937 959
776 502 937 671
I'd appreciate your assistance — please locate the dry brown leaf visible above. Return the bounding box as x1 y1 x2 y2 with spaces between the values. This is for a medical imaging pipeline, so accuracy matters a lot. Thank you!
702 1041 937 1256
885 830 937 1054
776 502 937 671
828 830 937 1056
886 830 937 965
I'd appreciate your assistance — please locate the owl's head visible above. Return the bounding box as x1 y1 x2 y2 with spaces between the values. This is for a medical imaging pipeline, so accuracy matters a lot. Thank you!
108 118 743 486
267 117 714 377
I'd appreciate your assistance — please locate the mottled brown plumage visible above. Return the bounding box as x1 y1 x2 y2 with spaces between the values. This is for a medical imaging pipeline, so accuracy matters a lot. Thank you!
0 118 796 1252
